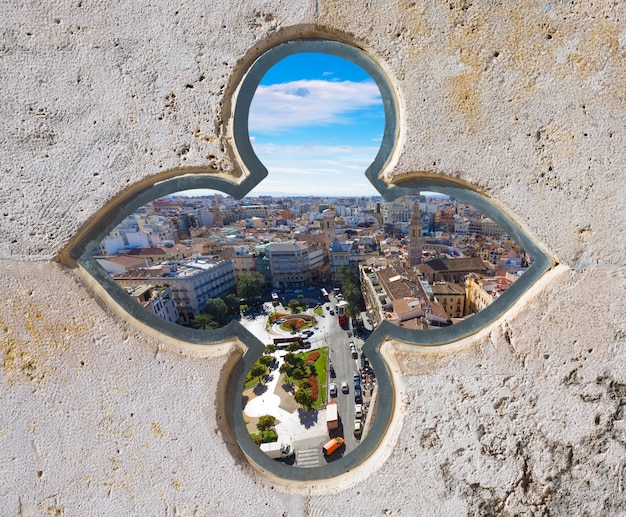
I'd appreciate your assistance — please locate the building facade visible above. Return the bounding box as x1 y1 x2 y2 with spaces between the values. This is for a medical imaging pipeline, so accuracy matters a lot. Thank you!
268 241 311 289
115 259 236 324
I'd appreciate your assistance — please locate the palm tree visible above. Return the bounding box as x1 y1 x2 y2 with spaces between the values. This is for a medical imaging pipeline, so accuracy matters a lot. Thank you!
195 314 217 330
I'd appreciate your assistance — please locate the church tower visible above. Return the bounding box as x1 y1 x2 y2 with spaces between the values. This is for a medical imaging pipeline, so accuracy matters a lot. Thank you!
409 202 423 266
212 202 223 227
322 209 336 248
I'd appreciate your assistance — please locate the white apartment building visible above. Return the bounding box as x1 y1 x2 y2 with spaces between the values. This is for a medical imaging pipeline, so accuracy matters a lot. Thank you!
231 246 257 280
329 238 378 283
98 235 126 255
125 285 179 324
268 241 311 289
115 259 236 324
241 204 270 219
381 201 411 223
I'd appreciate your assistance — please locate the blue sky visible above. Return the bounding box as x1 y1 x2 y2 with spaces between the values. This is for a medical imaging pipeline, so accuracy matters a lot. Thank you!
247 52 385 197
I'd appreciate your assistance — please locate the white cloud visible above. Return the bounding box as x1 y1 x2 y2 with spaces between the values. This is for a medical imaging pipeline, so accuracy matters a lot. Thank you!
248 142 382 196
249 79 382 133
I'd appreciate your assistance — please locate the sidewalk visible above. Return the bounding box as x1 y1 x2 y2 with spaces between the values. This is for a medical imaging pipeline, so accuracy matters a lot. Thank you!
242 354 328 446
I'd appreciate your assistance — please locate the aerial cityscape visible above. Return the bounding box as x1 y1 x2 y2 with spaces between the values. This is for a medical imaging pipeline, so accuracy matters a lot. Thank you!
94 189 532 467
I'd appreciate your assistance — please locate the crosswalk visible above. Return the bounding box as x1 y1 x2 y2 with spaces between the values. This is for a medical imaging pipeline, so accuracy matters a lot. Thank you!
296 448 320 468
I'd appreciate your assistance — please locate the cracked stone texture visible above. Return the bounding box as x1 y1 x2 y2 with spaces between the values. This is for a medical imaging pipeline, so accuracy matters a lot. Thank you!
1 0 626 514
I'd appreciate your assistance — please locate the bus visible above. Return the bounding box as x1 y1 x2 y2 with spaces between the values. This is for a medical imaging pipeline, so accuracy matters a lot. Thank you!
336 300 348 326
321 288 329 301
273 336 304 348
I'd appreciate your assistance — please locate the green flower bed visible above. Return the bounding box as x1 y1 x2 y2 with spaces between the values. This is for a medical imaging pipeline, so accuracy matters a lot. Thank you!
282 347 328 409
311 347 328 408
250 430 277 444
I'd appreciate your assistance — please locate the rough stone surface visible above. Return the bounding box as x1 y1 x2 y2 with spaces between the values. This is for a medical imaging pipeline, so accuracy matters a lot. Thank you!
1 0 625 514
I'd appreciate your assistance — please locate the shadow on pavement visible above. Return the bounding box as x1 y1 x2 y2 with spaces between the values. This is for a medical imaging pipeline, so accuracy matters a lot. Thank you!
281 382 295 394
297 408 319 429
253 383 269 396
323 444 346 462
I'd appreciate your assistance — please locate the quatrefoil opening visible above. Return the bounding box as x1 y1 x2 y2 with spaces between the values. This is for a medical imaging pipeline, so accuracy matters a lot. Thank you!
58 37 554 482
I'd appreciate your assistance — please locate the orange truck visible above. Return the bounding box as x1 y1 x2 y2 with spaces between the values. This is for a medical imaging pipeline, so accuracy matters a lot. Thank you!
322 436 344 456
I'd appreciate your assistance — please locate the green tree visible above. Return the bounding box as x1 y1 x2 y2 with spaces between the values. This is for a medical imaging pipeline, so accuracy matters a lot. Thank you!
264 343 276 355
250 364 267 384
256 414 276 436
204 298 228 321
258 355 272 368
195 313 218 330
286 341 300 352
346 301 361 323
287 299 300 312
291 367 306 381
337 265 358 287
298 377 311 389
337 265 363 324
237 272 265 302
283 353 297 366
224 294 241 315
343 282 362 306
294 387 315 408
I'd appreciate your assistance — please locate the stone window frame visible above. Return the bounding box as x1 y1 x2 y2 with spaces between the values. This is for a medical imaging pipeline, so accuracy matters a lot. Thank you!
57 36 555 483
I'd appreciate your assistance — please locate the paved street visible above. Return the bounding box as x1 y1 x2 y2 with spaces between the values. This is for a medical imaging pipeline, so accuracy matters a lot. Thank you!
239 290 373 466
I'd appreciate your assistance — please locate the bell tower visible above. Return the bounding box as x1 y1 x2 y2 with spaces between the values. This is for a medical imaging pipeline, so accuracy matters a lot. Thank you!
323 209 336 248
409 202 422 266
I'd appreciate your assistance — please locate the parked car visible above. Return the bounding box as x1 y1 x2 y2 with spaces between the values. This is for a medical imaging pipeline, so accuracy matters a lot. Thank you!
354 379 360 389
322 437 345 456
353 370 360 381
329 383 337 397
354 388 362 403
354 404 363 418
341 381 349 393
354 420 363 436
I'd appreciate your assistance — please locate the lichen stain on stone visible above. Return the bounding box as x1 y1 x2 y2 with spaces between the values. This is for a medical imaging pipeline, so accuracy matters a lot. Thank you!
152 422 163 438
1 335 41 383
1 302 92 385
38 504 65 516
567 20 620 81
394 347 463 375
443 13 489 130
450 70 482 131
503 9 557 71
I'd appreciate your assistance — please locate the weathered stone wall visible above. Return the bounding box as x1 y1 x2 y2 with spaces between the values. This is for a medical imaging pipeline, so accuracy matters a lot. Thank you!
1 1 625 514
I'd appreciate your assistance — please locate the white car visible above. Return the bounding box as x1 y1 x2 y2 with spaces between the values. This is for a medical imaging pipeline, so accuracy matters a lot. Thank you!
354 420 363 436
341 381 349 393
329 383 337 397
354 403 363 418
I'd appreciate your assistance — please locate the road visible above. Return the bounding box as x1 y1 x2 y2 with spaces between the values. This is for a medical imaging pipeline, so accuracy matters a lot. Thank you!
324 295 364 453
239 290 370 465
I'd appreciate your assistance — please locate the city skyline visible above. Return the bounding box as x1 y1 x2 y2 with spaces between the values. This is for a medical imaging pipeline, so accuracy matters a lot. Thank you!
170 189 449 200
